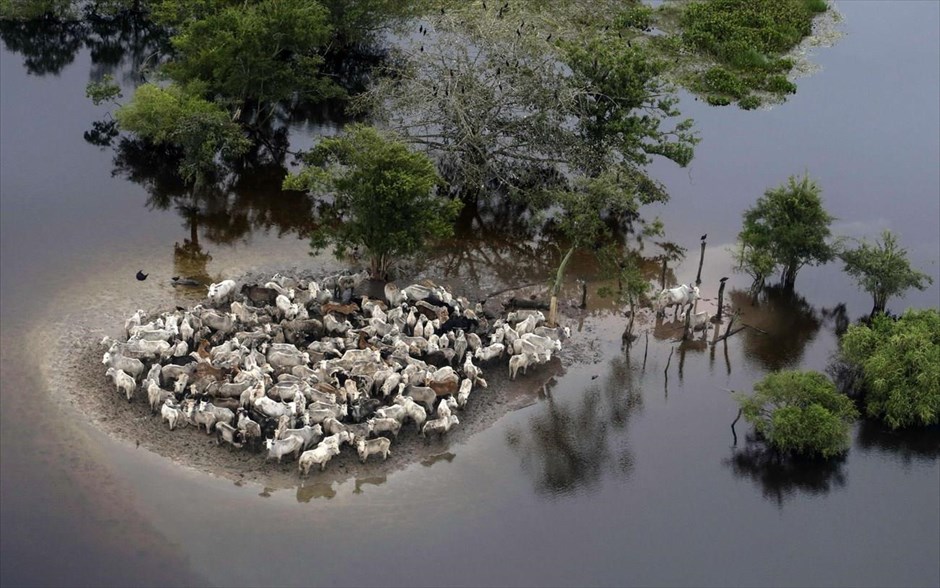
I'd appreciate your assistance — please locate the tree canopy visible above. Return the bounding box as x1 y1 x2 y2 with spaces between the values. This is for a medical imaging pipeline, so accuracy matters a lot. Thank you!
736 370 858 459
840 230 933 315
283 124 461 279
841 309 940 429
115 82 249 184
158 0 340 115
735 173 836 290
354 8 697 200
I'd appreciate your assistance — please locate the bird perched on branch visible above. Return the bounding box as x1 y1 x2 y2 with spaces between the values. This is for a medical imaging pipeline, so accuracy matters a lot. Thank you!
700 233 707 241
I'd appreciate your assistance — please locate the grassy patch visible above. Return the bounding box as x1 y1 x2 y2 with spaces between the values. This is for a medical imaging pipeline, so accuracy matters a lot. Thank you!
665 0 827 107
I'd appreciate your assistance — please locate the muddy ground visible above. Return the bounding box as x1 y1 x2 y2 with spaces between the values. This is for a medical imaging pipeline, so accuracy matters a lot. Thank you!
39 264 718 493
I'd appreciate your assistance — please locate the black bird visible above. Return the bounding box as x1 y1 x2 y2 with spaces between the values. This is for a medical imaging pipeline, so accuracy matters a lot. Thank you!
546 33 552 41
700 233 707 241
136 270 148 281
482 1 486 9
720 277 729 282
420 45 424 52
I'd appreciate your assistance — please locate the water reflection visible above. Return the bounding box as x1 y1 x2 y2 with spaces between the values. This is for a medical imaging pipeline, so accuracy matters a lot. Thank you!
732 286 822 371
726 434 847 507
420 452 456 468
353 475 387 495
0 7 168 80
855 421 940 465
297 481 337 502
507 353 641 498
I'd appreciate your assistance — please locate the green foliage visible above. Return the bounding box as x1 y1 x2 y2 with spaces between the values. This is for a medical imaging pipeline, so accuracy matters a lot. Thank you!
358 9 697 198
614 5 654 31
736 173 836 289
85 74 122 106
162 0 339 110
736 370 858 458
668 0 826 107
284 125 462 279
840 230 934 315
115 83 249 183
561 36 698 169
841 309 940 429
0 0 73 19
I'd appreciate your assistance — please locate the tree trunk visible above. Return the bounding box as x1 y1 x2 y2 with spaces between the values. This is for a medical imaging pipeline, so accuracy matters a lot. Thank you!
716 280 727 322
548 246 576 326
782 263 798 290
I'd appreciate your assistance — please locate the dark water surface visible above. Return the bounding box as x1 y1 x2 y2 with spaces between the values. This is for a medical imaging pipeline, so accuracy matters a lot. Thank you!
2 3 938 587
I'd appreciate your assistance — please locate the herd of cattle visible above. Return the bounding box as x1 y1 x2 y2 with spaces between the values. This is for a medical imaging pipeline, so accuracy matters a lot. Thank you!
101 271 569 476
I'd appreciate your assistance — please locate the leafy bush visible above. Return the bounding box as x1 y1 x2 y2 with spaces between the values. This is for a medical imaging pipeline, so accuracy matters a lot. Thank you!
676 0 827 106
737 370 858 458
841 309 940 429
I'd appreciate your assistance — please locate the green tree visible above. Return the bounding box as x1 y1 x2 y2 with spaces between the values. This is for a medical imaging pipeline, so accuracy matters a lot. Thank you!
542 169 665 325
841 309 940 429
736 370 858 459
840 230 934 316
283 125 462 280
736 173 836 290
115 82 249 185
160 0 340 118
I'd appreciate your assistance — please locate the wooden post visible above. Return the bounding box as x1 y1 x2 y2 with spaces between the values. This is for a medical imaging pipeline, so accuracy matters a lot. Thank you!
642 331 649 371
660 258 667 291
695 239 706 286
578 279 587 309
716 279 727 322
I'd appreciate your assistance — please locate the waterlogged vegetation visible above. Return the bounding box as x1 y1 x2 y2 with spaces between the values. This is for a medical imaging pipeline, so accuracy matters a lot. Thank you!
737 370 858 458
841 310 940 430
654 0 831 108
1 0 935 494
732 173 837 292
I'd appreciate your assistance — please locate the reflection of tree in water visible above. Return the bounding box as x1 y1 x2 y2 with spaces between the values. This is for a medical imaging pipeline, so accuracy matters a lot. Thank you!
855 421 940 465
726 434 847 507
111 138 319 261
0 14 84 75
507 353 641 497
0 7 169 80
732 286 822 371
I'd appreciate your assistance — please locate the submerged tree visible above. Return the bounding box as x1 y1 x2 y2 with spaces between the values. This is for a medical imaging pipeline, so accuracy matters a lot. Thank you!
115 82 250 185
356 8 696 199
736 370 858 459
284 124 462 280
841 309 940 430
735 173 836 290
839 230 933 316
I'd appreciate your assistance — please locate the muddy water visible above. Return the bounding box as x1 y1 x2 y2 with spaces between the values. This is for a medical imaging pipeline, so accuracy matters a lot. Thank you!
2 2 939 587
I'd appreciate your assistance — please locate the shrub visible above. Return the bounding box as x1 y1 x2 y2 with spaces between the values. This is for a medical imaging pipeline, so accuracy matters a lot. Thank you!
736 370 858 458
841 309 940 429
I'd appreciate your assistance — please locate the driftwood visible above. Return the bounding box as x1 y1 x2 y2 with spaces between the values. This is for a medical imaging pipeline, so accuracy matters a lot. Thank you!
712 326 746 345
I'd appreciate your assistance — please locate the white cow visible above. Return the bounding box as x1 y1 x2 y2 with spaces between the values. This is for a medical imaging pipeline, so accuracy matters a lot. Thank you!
655 284 700 318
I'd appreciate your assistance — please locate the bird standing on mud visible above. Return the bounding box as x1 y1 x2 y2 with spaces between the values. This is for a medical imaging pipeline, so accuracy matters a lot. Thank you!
136 270 148 281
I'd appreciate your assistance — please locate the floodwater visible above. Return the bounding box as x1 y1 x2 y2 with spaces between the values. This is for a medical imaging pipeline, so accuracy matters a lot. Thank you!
1 2 938 587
